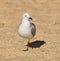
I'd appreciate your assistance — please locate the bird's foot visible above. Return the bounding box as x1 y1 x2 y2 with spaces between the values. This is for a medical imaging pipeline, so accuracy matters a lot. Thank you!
23 44 29 51
23 48 29 51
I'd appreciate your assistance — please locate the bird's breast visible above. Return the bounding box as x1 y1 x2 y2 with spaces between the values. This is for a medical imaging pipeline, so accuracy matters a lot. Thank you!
18 24 33 38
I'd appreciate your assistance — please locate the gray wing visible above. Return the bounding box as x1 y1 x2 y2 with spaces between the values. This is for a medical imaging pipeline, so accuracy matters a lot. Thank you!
30 23 36 37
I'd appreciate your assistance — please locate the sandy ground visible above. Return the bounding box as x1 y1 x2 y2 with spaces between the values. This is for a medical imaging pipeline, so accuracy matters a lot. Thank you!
0 0 60 61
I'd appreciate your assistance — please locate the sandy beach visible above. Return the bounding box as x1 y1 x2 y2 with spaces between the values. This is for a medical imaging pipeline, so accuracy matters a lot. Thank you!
0 0 60 61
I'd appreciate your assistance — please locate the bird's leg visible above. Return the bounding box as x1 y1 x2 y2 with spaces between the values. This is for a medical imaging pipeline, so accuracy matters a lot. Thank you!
28 39 30 44
26 39 30 51
23 39 30 51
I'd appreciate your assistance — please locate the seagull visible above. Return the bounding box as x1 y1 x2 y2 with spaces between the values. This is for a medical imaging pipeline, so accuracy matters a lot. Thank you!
18 13 36 51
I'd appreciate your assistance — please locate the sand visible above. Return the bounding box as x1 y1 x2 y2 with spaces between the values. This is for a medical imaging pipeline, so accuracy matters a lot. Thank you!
0 0 60 61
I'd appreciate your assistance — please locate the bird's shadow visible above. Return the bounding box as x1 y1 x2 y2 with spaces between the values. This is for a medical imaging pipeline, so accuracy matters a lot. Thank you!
27 40 46 48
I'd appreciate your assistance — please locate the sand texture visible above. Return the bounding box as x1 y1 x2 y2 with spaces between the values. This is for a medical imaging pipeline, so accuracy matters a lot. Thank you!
0 0 60 61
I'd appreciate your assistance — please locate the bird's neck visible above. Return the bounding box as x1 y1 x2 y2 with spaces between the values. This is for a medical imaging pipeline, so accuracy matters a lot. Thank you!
22 19 30 26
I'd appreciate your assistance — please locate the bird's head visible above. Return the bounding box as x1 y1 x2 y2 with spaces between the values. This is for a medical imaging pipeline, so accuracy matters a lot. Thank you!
22 13 32 21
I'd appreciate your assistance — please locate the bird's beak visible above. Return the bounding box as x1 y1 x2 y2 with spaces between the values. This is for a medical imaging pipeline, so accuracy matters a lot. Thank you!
29 17 32 20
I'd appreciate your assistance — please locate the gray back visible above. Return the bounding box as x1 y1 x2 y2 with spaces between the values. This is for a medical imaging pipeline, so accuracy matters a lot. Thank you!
30 23 36 37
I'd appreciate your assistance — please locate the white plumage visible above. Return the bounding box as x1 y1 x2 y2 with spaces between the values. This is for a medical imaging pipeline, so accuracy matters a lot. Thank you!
18 13 36 51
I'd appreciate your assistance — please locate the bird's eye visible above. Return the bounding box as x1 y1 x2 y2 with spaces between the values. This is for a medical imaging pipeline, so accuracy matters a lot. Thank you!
25 15 27 17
